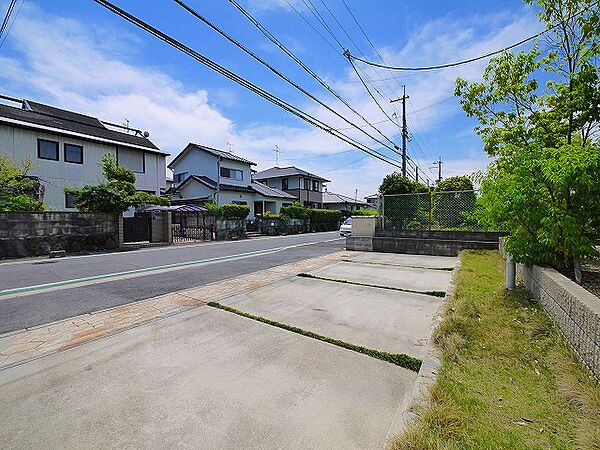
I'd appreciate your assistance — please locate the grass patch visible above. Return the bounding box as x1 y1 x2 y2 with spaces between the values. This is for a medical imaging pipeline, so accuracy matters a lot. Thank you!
207 301 422 372
297 272 446 297
389 250 600 450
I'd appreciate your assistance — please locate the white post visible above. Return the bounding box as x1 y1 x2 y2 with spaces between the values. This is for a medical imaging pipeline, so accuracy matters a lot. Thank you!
506 252 516 289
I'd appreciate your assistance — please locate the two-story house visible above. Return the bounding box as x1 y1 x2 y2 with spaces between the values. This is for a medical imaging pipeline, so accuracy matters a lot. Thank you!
0 96 168 210
253 166 330 208
167 143 295 219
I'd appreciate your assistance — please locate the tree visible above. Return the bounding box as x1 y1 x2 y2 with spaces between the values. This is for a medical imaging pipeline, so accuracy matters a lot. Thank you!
379 172 428 195
455 0 600 268
432 176 477 229
66 153 169 214
379 173 429 229
0 154 44 211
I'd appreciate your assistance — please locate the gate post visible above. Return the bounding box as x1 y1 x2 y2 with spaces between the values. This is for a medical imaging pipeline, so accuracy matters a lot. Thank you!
117 214 124 247
428 190 433 230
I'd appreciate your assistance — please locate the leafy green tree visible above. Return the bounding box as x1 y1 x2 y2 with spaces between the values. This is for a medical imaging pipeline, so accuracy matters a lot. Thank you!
432 176 477 228
455 0 600 268
65 153 169 214
0 154 44 211
379 172 428 195
379 173 429 229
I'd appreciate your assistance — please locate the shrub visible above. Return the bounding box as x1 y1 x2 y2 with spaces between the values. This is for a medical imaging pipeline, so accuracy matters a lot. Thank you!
0 154 44 211
352 209 378 216
66 153 169 214
204 202 223 218
307 208 342 231
263 212 280 219
222 204 250 220
280 201 308 220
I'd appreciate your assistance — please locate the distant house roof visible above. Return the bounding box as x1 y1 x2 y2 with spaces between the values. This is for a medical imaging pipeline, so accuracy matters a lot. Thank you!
0 98 167 154
364 193 380 200
168 143 256 169
253 166 330 182
322 191 370 206
252 181 296 199
170 175 295 199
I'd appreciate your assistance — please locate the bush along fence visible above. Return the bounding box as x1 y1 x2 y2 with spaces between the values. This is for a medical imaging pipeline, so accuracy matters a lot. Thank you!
381 190 479 231
254 203 342 235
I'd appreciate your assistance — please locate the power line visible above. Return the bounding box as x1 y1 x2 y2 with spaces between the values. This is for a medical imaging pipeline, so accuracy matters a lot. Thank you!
274 0 402 132
0 0 16 39
228 0 401 150
347 0 600 71
0 0 23 49
173 0 400 156
92 0 404 171
345 50 398 125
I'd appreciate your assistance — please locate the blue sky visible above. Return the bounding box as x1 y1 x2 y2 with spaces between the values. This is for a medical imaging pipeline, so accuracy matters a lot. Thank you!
0 0 543 197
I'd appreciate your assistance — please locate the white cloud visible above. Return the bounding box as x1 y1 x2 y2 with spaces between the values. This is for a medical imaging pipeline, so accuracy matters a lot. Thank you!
0 2 538 197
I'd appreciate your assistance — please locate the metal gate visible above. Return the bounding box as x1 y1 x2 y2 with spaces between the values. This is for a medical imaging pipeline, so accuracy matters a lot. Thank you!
123 215 151 243
171 211 214 243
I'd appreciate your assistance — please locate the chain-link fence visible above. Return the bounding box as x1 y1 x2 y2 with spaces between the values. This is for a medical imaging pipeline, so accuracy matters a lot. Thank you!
381 190 479 231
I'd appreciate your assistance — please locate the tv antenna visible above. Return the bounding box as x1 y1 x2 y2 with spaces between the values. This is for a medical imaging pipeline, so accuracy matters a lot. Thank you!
274 145 280 166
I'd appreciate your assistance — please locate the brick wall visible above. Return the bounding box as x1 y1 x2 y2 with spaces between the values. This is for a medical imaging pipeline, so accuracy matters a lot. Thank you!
519 264 600 382
0 212 119 258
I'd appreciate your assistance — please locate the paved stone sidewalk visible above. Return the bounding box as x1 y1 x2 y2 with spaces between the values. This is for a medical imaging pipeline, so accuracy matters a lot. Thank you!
0 251 351 370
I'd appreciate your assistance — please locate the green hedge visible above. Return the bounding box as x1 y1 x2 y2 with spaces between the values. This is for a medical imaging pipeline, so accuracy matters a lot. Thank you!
280 201 308 219
307 208 342 231
352 209 378 216
222 204 250 220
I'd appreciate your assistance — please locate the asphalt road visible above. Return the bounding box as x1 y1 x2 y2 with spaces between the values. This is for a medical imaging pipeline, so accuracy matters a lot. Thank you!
0 232 343 334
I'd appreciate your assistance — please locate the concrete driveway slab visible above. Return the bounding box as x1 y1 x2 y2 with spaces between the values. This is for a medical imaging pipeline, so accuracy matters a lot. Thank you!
346 252 458 270
219 277 443 358
0 306 417 450
307 261 452 293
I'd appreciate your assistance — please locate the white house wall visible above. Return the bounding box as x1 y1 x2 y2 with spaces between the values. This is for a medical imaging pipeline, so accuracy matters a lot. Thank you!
170 147 253 188
0 124 165 210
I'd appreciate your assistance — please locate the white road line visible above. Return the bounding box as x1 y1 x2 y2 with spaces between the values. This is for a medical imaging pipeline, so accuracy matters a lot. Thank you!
0 238 343 299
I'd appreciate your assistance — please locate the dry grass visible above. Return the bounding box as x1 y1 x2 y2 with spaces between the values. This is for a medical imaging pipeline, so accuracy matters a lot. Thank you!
388 250 600 450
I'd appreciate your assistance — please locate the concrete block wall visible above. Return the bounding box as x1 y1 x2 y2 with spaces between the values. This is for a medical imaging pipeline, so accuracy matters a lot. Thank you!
519 264 600 381
150 212 172 244
345 236 373 251
0 212 119 258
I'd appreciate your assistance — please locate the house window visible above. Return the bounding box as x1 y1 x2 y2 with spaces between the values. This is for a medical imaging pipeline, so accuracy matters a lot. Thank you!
303 178 310 190
117 147 145 173
174 172 189 184
220 167 243 181
65 192 77 209
312 180 319 192
232 200 247 205
64 143 83 164
282 178 289 190
38 139 59 161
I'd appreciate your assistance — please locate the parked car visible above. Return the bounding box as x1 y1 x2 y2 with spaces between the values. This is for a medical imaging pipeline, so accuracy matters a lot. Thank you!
339 217 352 236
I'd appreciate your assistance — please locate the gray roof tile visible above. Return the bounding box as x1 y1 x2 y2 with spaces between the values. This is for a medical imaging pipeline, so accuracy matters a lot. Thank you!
253 166 330 182
0 100 165 153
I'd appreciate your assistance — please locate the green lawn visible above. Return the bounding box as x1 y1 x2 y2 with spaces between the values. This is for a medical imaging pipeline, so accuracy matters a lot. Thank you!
390 251 600 450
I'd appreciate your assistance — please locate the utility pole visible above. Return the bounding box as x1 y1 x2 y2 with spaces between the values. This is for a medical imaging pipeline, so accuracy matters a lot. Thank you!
415 166 419 183
390 85 409 177
274 145 280 166
432 156 443 184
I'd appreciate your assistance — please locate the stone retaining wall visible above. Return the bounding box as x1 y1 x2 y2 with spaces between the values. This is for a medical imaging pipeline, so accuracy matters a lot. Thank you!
519 264 600 381
0 212 119 258
499 238 600 381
